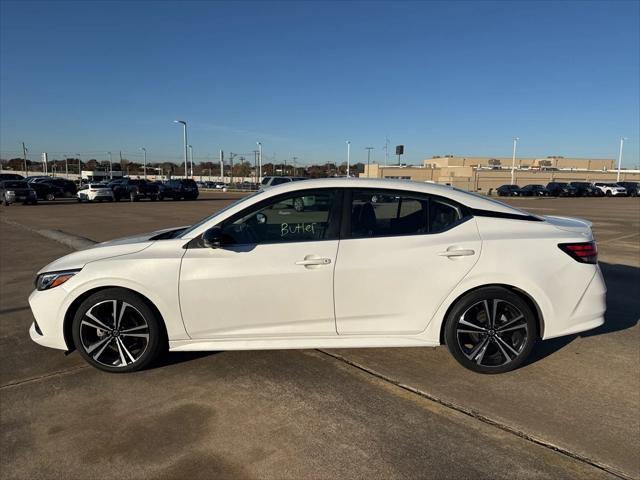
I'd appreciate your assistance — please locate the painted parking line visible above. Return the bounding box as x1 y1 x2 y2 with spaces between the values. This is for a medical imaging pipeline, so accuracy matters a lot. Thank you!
598 232 640 245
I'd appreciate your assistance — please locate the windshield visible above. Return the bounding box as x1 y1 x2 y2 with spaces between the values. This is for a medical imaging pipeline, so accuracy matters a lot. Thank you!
179 190 264 237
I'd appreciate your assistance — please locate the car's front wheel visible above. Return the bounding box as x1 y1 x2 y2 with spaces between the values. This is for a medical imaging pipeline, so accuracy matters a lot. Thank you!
444 287 537 374
72 288 165 373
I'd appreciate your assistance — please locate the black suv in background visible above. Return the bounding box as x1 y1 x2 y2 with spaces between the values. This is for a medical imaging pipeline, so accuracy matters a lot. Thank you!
617 182 639 197
496 184 520 196
546 182 578 197
27 177 77 197
29 182 65 201
0 180 38 205
109 178 160 201
568 182 601 196
159 179 199 200
518 184 550 196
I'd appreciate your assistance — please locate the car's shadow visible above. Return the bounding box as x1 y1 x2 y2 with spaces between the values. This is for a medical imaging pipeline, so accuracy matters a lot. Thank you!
151 350 220 369
526 262 640 365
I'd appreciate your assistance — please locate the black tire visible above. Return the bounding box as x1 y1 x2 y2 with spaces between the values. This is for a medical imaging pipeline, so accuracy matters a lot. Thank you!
150 194 157 201
444 287 537 374
606 190 612 197
72 288 165 373
45 193 55 201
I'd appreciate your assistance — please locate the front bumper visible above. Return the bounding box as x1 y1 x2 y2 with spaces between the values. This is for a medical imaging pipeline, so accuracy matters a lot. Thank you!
28 287 70 350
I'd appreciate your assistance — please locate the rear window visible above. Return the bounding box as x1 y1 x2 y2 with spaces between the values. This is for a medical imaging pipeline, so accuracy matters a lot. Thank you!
183 179 197 187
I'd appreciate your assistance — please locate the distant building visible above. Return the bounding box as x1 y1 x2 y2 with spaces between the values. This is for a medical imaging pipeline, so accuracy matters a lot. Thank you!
362 155 639 192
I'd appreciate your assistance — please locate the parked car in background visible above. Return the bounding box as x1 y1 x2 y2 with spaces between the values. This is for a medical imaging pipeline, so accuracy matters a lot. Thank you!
546 182 578 197
29 182 65 201
40 178 77 197
568 182 601 197
202 181 225 189
593 182 627 197
0 173 25 181
518 184 550 197
615 182 639 197
0 180 38 205
496 184 521 197
77 184 115 202
158 179 199 200
108 178 160 201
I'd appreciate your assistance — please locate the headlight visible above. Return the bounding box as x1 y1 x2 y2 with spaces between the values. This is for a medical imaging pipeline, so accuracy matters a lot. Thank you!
6 190 15 195
35 270 79 291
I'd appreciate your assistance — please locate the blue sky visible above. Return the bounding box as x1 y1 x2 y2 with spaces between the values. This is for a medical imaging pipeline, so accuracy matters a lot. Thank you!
1 0 638 167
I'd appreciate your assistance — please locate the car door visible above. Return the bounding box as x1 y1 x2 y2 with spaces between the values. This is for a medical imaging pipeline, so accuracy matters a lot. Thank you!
180 188 341 338
334 188 481 335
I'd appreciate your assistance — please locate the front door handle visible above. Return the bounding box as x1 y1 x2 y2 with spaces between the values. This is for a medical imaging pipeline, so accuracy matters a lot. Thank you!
438 248 475 257
295 256 332 267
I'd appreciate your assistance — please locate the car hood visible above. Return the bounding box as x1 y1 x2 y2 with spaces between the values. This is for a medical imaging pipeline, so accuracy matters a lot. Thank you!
36 226 188 274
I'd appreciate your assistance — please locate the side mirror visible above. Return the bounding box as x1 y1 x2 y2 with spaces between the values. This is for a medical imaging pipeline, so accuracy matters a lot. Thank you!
202 226 224 248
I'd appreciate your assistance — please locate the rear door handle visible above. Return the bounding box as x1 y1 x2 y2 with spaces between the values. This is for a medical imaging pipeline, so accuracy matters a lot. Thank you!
295 256 332 267
438 248 475 257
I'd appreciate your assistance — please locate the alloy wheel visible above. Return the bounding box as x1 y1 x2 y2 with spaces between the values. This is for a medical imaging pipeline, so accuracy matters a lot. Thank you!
455 299 528 368
79 300 150 368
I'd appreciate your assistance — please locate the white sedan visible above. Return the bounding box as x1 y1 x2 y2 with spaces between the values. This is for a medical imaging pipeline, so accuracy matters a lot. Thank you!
29 179 606 374
77 184 114 202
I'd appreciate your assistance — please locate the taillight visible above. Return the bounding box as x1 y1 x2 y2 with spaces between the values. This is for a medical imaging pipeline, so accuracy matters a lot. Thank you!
558 241 598 264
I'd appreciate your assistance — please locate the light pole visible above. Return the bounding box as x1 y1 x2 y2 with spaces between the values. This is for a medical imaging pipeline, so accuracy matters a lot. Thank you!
616 137 627 182
257 142 262 182
174 120 188 178
365 147 374 177
188 144 194 178
22 143 28 176
510 137 519 185
76 153 81 180
107 152 113 179
140 147 147 179
64 155 69 178
346 141 351 177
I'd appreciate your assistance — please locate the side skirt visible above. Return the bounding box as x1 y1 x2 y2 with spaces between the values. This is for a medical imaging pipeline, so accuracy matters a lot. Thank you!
169 335 439 352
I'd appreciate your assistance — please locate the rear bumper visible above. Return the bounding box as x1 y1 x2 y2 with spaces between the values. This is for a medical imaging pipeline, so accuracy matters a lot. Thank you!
542 266 607 339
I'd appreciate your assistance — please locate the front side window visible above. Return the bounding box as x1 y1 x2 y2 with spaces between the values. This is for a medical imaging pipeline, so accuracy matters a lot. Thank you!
221 190 337 245
350 189 467 238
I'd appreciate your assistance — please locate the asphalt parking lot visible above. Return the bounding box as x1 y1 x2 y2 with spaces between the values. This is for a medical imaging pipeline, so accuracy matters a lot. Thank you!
1 193 638 479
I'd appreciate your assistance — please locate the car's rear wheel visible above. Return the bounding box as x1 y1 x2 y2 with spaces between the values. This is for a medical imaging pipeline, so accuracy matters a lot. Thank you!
444 287 537 374
72 288 165 373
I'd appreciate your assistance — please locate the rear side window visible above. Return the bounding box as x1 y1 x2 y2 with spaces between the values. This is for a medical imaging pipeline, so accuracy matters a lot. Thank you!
350 189 467 238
